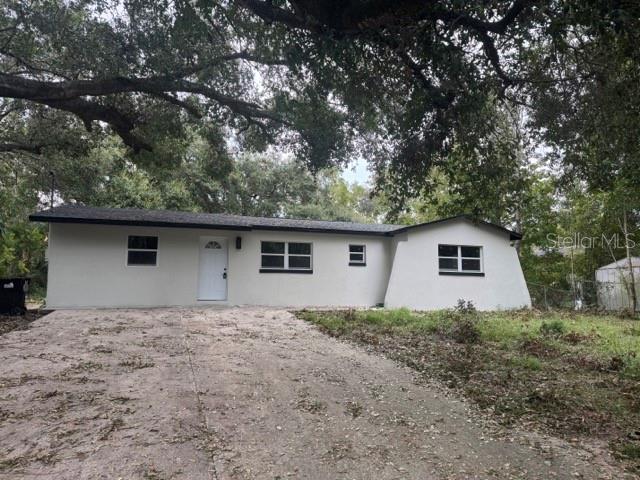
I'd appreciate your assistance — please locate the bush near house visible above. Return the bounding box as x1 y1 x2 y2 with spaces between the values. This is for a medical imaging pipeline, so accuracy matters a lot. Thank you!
296 307 640 473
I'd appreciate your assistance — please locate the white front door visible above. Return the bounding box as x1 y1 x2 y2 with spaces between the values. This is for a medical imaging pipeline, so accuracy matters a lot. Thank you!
198 237 228 300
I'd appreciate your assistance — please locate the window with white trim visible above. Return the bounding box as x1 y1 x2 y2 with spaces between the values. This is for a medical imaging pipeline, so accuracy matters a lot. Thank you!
349 244 366 266
260 241 312 272
127 235 158 266
438 244 483 274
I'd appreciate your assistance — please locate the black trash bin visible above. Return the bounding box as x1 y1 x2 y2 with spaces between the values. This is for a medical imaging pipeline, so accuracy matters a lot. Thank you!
0 278 30 315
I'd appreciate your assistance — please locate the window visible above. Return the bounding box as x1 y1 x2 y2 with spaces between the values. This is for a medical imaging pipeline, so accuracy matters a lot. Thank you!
127 235 158 266
438 244 483 275
349 244 366 266
260 241 312 273
204 240 222 249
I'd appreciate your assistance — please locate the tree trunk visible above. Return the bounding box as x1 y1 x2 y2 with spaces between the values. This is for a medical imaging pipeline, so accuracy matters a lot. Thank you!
623 211 637 312
513 208 522 255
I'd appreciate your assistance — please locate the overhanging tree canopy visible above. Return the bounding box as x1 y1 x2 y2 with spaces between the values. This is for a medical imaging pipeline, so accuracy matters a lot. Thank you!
1 1 639 203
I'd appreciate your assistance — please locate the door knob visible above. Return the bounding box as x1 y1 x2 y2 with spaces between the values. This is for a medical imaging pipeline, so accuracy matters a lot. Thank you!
223 272 227 279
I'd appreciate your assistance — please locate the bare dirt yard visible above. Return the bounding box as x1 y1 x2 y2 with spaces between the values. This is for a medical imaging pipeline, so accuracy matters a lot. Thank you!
0 307 633 479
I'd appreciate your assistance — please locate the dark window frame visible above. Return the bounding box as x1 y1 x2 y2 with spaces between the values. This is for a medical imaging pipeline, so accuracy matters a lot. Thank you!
348 244 366 266
260 241 313 273
127 235 158 267
438 244 483 275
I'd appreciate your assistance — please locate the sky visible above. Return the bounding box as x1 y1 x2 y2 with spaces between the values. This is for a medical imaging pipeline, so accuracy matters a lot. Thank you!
341 156 371 185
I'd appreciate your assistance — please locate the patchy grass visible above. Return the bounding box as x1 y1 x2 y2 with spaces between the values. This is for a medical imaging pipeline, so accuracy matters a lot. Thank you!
617 442 640 461
118 356 155 371
296 396 327 414
296 308 640 472
508 355 542 371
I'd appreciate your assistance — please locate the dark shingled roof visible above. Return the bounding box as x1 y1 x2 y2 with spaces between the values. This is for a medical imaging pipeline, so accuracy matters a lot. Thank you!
29 205 401 235
29 205 522 240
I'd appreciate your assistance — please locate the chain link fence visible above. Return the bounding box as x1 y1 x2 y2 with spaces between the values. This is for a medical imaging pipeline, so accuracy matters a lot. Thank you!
528 280 639 312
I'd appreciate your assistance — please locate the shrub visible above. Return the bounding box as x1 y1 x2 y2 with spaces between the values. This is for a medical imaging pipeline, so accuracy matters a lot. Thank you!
445 299 480 344
539 320 566 337
449 318 480 344
454 299 477 315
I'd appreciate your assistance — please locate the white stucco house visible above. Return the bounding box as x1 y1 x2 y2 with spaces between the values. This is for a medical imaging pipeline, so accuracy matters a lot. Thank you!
30 205 531 310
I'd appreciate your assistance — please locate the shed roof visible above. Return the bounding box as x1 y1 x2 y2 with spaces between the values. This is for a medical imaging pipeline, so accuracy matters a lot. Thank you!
29 206 522 239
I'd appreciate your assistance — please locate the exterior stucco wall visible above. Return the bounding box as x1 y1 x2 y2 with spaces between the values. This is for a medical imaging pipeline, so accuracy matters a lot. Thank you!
46 223 392 308
384 219 531 310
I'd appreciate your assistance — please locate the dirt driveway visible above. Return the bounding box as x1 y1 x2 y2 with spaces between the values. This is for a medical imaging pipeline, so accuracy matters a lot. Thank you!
0 308 629 479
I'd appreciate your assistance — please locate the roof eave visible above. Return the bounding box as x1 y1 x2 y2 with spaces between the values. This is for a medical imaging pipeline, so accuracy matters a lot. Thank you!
28 210 521 240
28 215 253 232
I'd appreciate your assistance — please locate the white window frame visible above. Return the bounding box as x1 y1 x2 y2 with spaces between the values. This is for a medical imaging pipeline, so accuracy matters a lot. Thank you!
260 241 313 272
438 244 483 274
348 244 366 266
126 235 159 267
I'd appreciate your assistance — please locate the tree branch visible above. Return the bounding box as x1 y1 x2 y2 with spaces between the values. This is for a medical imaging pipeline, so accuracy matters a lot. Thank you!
475 30 513 85
375 34 455 108
434 0 534 35
237 0 535 84
148 92 203 118
236 0 311 30
41 97 152 152
221 50 289 66
0 141 46 154
0 72 289 151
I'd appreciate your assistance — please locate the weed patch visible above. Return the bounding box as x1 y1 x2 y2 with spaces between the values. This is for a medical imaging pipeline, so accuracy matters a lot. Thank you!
296 397 326 414
118 357 155 370
509 355 542 371
93 344 113 354
88 325 125 335
296 389 326 414
345 400 363 418
540 319 567 337
615 442 640 462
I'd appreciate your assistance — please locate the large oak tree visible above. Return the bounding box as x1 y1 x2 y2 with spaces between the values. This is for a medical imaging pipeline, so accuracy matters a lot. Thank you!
2 1 639 205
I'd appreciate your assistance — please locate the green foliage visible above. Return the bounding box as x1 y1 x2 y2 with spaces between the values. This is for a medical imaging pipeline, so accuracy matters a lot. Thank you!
530 1 640 191
0 222 46 278
3 0 638 207
0 155 47 285
300 309 640 374
615 442 640 461
539 320 567 337
296 308 442 336
520 179 640 295
444 300 481 344
0 0 355 166
509 356 542 371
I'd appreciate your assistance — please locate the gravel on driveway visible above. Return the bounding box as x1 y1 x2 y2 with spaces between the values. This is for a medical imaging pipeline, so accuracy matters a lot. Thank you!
0 307 630 479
